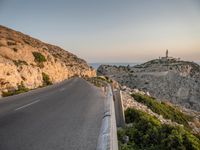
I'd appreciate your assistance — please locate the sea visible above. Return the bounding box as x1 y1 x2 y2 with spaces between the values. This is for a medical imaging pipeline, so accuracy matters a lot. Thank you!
89 62 200 70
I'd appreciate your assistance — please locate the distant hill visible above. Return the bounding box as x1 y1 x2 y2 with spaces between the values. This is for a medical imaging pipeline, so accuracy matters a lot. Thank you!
0 25 96 96
98 57 200 111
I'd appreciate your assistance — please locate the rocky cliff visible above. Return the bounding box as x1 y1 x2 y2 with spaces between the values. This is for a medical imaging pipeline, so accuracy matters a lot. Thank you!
0 25 96 96
98 58 200 111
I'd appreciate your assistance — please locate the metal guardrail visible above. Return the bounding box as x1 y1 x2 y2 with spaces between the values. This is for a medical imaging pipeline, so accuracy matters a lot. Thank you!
96 85 118 150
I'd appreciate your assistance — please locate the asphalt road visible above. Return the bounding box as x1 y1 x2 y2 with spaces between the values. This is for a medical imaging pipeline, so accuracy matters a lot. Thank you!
0 77 105 150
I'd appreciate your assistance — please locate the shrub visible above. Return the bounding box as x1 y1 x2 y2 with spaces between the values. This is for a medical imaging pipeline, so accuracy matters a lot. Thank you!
88 77 103 87
97 76 113 83
42 72 52 86
118 108 200 150
2 82 29 97
32 52 46 63
13 60 28 67
131 93 192 129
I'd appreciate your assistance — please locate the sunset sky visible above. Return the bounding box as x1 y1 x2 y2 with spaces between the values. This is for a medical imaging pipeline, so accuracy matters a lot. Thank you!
0 0 200 62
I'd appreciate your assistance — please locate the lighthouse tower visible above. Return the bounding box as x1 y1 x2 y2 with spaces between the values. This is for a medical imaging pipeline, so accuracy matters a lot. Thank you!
166 49 168 58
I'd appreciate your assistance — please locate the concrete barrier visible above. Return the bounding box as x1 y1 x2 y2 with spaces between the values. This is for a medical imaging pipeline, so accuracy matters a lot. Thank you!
96 85 118 150
113 89 125 127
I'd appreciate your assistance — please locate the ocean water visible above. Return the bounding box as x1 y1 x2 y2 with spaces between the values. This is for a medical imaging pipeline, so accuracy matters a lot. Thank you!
89 63 140 70
89 62 200 70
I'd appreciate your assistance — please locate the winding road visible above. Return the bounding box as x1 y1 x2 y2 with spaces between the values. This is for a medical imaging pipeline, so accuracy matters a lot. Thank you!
0 78 105 150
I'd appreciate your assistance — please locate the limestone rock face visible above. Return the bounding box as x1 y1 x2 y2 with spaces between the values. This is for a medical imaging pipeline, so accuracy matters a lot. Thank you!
97 59 200 111
0 25 96 95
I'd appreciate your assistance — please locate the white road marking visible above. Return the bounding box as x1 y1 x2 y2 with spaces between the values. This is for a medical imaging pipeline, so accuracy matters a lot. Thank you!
15 100 40 111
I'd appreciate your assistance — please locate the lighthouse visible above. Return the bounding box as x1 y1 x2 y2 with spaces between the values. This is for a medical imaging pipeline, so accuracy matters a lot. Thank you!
166 49 168 58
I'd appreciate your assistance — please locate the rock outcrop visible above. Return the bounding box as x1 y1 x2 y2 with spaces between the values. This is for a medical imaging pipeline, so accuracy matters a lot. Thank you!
0 25 96 96
119 85 200 135
98 58 200 111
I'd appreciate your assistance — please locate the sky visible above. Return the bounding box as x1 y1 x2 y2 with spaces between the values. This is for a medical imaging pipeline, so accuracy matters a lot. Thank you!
0 0 200 63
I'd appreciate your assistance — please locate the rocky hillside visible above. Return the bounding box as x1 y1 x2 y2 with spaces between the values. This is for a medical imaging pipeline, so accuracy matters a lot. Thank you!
98 58 200 111
112 81 200 149
0 25 96 96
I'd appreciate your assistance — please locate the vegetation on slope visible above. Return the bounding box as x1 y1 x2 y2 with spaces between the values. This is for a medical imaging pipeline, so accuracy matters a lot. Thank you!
13 60 28 66
2 73 52 97
86 76 112 87
118 108 200 150
131 93 192 129
2 82 29 97
32 52 46 63
42 72 52 86
96 76 113 83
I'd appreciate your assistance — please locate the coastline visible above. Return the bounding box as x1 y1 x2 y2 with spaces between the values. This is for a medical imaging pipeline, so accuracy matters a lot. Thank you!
90 62 200 70
89 63 141 70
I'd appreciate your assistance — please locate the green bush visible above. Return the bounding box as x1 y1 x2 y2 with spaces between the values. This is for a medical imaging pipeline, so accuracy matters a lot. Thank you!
32 52 46 63
88 77 104 87
131 93 192 129
2 82 29 97
13 60 28 66
118 108 200 150
42 72 52 86
97 76 113 83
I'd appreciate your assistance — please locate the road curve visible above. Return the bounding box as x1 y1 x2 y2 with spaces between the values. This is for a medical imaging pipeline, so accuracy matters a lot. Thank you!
0 77 105 150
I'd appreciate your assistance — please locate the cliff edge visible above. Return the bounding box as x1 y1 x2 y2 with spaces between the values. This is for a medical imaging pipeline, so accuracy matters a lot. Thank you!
97 57 200 111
